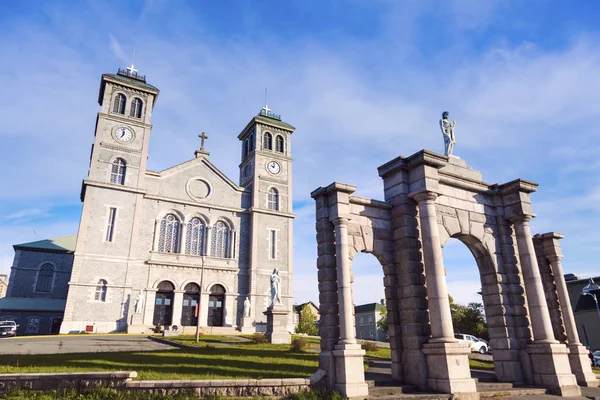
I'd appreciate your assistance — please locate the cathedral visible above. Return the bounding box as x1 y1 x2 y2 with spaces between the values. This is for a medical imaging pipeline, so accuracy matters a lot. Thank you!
2 65 296 335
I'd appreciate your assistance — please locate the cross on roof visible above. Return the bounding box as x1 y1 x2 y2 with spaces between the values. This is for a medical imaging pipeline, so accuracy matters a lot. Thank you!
198 132 208 151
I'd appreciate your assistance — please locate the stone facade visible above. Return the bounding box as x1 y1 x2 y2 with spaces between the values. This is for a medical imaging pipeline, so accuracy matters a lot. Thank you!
59 68 295 334
0 235 75 335
312 151 595 399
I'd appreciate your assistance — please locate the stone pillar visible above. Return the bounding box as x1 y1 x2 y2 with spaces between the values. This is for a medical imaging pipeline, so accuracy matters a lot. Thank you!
540 233 598 387
511 217 581 396
264 306 291 344
331 216 369 398
171 290 184 327
414 192 454 343
332 217 355 345
414 191 477 397
512 216 556 343
198 291 209 328
143 289 157 326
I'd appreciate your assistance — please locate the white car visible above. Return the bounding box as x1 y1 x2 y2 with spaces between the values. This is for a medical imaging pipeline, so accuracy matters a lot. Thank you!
454 333 489 354
0 321 18 338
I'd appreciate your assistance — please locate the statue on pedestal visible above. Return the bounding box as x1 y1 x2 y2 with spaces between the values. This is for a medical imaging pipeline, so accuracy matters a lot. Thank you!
134 291 145 314
243 296 251 317
270 268 282 306
439 111 456 157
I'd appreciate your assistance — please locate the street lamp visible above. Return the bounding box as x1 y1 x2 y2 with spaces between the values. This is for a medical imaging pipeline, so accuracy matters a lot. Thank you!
195 254 206 343
581 278 600 319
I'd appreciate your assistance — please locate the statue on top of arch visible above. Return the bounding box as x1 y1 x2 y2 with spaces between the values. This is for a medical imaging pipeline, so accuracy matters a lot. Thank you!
439 111 456 157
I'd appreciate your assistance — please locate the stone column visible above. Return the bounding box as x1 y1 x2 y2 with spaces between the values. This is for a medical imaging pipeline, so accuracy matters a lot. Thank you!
414 191 477 397
511 217 580 396
511 216 556 343
143 289 157 326
541 232 599 387
413 192 454 342
332 217 356 345
198 291 209 328
171 290 184 327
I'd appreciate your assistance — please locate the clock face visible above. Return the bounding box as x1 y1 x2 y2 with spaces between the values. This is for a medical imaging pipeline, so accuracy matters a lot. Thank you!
115 127 134 143
267 161 281 175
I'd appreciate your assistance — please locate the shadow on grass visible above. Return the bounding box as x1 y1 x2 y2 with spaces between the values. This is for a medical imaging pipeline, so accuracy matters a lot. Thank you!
0 345 319 380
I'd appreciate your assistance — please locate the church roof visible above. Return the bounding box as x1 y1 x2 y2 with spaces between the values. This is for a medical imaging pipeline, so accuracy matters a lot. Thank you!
102 73 160 92
0 297 66 312
254 114 295 130
13 234 77 254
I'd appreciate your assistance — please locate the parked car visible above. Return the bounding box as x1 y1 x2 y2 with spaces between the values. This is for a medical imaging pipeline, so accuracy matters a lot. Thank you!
0 321 18 338
454 333 489 354
593 351 600 367
476 337 492 352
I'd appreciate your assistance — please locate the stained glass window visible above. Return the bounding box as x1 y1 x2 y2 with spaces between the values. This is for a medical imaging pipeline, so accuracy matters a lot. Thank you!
185 218 205 256
36 264 54 293
113 93 126 114
268 187 279 210
95 279 107 302
158 214 180 253
110 158 126 185
263 132 272 150
210 221 230 258
243 139 249 158
249 132 255 151
276 135 285 153
130 98 143 118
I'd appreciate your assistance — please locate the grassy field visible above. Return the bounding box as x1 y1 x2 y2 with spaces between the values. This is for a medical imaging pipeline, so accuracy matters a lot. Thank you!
0 335 319 380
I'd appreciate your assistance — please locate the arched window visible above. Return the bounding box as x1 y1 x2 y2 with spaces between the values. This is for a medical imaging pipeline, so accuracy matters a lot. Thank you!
184 283 200 294
130 98 143 118
263 132 273 150
158 281 175 292
249 133 255 151
268 187 279 211
158 214 181 253
210 221 230 258
110 158 126 185
275 135 285 153
113 93 126 114
243 139 249 159
95 279 107 302
36 264 54 293
185 217 206 256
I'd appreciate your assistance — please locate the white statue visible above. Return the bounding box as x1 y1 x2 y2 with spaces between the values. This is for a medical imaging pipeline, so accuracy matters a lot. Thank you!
270 268 282 306
439 111 456 157
243 296 251 317
134 291 144 314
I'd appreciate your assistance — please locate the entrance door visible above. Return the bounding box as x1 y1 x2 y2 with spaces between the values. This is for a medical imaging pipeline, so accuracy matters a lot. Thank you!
207 284 225 327
50 318 62 335
181 283 200 326
153 281 175 326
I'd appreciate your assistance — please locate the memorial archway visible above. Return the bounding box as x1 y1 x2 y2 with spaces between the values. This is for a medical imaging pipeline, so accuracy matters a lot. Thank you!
311 150 595 399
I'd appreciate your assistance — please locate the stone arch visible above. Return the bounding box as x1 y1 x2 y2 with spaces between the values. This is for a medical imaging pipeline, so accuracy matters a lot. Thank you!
312 150 590 398
152 278 178 289
179 279 202 291
206 281 230 293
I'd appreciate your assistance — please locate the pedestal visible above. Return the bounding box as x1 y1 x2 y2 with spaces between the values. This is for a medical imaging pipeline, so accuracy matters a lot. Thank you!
566 344 599 387
331 343 369 398
526 342 581 396
422 342 478 400
264 306 291 344
127 313 147 334
240 316 255 334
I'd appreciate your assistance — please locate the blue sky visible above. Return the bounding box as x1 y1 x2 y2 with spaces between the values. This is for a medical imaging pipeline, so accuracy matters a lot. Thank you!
1 0 600 306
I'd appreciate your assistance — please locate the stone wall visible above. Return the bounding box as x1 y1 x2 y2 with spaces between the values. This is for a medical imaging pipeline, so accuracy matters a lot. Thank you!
0 372 310 398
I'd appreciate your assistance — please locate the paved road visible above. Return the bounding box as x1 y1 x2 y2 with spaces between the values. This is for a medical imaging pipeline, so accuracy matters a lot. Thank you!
0 335 176 355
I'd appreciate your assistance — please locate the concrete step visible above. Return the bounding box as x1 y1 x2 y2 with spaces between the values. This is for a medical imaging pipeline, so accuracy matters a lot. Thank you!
476 382 516 390
366 394 451 400
479 387 547 398
368 386 412 397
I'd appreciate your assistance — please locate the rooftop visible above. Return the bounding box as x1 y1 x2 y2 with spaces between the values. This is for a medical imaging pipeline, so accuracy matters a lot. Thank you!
355 303 384 314
13 234 77 254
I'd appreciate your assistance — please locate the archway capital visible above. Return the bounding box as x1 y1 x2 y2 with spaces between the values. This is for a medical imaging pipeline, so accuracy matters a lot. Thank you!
331 217 349 226
411 190 440 203
508 214 534 225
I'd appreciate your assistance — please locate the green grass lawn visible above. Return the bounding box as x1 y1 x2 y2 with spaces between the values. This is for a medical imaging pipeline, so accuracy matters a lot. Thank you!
0 335 319 380
468 358 495 371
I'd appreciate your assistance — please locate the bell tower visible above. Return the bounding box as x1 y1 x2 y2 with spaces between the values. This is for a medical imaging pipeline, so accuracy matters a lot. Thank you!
238 106 296 329
87 66 160 190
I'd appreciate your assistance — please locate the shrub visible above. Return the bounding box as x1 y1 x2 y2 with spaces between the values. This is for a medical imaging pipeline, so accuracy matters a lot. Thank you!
250 333 268 344
361 340 379 352
291 337 308 352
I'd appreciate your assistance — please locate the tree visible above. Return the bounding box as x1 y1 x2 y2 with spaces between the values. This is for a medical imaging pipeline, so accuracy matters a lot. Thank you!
296 304 318 335
377 304 388 332
449 295 488 340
